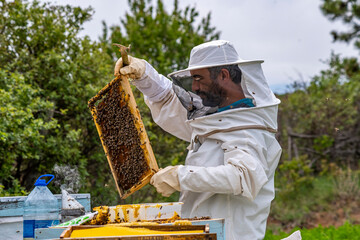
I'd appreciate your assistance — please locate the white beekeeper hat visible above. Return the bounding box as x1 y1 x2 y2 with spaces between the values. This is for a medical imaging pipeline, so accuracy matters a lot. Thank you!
168 40 263 78
168 40 280 108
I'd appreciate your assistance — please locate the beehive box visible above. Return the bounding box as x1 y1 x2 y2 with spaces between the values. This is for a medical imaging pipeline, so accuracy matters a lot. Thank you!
59 224 217 239
88 73 158 199
35 218 225 240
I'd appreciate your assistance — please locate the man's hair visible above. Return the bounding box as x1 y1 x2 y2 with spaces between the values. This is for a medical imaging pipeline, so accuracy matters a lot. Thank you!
208 65 242 84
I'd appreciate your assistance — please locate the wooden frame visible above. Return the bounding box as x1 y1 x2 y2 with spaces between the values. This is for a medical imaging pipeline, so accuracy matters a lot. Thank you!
59 224 217 239
88 74 158 199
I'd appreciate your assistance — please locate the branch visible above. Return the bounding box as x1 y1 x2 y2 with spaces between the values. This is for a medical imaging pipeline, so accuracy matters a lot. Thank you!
288 132 319 139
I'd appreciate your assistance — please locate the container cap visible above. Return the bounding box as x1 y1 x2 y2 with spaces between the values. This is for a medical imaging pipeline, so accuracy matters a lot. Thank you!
34 174 55 186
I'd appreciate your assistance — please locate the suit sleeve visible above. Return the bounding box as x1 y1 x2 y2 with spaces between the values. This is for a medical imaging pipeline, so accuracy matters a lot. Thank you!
178 131 273 201
133 61 192 142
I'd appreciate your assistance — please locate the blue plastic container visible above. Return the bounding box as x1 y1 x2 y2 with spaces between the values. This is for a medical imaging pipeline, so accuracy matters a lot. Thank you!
23 174 60 239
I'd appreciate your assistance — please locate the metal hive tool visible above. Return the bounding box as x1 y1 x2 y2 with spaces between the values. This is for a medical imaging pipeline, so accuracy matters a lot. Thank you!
88 44 158 199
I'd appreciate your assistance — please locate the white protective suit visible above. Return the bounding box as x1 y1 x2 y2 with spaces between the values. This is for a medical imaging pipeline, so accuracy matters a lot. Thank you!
132 51 282 240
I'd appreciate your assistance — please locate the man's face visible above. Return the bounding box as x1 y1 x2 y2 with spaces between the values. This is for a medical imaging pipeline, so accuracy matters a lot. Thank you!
190 68 226 107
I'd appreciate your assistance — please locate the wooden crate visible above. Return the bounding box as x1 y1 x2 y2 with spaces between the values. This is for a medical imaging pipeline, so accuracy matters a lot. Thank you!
59 224 217 239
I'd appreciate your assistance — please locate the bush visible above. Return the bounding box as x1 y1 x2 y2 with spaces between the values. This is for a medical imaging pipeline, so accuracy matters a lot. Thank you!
276 155 314 198
333 168 360 202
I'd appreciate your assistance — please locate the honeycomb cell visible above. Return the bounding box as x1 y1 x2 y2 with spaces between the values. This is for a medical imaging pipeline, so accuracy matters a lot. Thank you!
94 80 149 191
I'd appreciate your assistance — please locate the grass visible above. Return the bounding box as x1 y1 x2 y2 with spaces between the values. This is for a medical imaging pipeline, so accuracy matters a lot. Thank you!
265 222 360 240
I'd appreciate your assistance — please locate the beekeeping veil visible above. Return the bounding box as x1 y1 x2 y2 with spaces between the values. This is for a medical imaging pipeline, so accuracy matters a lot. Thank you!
168 40 280 119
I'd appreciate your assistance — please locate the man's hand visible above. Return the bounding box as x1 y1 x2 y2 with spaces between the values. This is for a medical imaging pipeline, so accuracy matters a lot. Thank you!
150 166 180 197
114 55 146 79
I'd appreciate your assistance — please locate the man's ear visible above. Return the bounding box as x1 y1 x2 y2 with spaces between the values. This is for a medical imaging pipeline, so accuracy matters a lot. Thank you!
221 69 231 82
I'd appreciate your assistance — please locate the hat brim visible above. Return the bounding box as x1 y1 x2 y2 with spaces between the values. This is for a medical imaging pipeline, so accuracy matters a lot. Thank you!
168 59 264 78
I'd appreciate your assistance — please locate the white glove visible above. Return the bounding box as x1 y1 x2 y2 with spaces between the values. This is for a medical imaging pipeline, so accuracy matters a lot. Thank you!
114 55 146 79
150 166 181 197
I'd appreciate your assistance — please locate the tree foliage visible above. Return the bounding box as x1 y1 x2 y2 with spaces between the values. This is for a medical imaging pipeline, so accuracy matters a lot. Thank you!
321 0 360 49
277 57 360 176
101 0 220 73
0 0 114 198
276 1 360 179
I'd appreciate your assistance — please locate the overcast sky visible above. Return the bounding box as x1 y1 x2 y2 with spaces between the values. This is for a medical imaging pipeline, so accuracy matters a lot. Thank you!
42 0 358 93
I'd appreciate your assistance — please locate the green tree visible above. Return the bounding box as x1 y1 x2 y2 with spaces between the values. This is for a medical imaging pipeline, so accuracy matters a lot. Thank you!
0 0 115 199
321 0 360 48
269 0 360 227
0 70 56 196
0 0 220 206
101 0 220 73
278 56 360 173
276 0 360 174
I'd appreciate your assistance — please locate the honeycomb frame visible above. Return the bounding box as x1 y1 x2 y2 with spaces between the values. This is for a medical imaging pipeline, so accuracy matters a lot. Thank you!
88 74 158 199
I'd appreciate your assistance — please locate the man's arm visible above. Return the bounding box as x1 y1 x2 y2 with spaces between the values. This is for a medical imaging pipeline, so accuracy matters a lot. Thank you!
178 131 281 201
115 56 192 142
145 88 192 142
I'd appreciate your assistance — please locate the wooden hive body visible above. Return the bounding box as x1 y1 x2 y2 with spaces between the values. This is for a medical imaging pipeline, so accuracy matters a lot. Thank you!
60 224 217 239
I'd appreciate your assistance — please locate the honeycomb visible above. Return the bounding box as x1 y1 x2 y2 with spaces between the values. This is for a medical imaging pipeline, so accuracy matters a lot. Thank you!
88 75 157 198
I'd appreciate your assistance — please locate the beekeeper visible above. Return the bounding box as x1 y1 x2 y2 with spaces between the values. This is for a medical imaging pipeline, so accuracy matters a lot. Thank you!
114 40 282 240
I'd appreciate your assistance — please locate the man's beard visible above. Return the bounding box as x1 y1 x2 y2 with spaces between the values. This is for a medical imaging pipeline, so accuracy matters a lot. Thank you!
195 80 226 107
